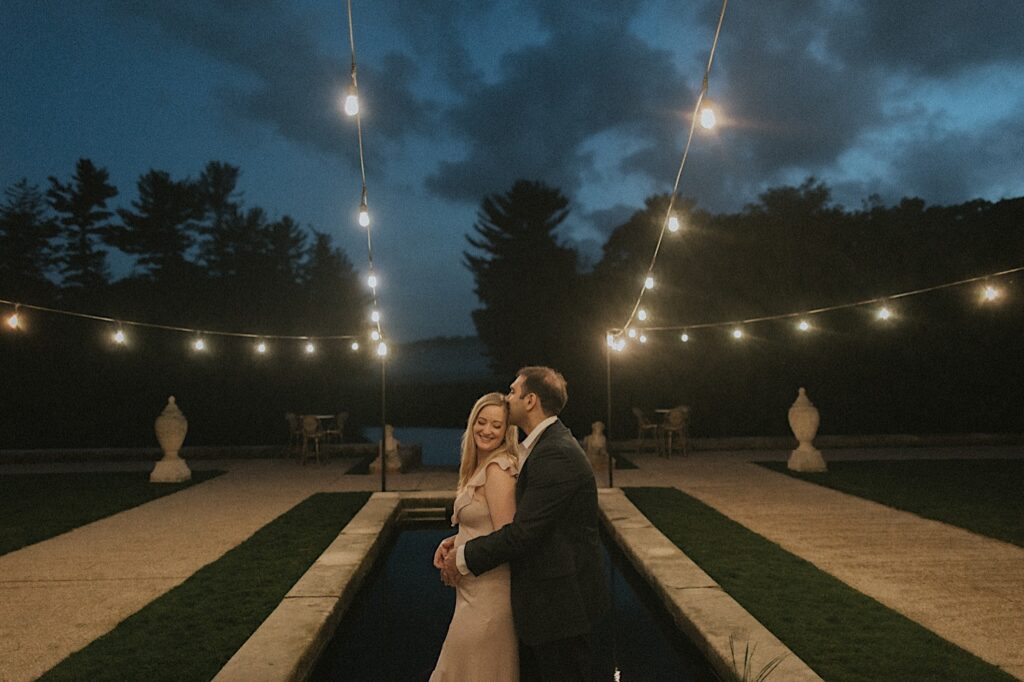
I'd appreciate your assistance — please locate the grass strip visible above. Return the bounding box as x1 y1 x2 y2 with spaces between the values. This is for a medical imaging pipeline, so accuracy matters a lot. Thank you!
41 491 371 682
624 487 1015 682
758 459 1024 547
0 470 222 556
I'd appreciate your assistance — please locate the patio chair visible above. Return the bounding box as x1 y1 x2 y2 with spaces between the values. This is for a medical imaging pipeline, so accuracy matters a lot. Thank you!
323 411 349 445
300 414 325 465
632 407 660 455
660 406 689 458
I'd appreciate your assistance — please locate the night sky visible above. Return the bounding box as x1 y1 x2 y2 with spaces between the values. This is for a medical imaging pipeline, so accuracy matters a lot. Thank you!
2 1 1022 341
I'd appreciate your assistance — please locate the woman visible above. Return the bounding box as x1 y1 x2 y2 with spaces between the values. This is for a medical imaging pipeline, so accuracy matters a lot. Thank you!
431 392 520 681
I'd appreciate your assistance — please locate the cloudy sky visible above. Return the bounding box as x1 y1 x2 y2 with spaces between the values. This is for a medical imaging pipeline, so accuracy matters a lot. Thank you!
2 0 1022 340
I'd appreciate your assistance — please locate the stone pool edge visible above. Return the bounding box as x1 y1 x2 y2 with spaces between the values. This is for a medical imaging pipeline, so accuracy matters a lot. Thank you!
599 488 821 681
215 489 820 681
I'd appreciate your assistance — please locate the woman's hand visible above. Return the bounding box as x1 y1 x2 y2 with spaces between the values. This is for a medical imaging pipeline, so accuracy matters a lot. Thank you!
433 535 455 569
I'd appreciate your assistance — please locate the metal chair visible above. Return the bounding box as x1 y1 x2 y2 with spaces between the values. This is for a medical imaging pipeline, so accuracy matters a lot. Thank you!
299 414 325 464
632 407 660 455
660 406 689 458
323 411 349 445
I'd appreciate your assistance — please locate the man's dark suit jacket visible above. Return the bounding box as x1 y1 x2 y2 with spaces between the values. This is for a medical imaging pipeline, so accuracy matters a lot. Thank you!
463 419 610 645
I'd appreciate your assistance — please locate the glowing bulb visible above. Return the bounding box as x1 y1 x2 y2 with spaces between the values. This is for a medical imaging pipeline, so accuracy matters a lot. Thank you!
877 306 892 321
638 308 648 321
699 105 717 129
193 338 206 351
627 328 637 339
344 91 359 117
367 273 378 289
797 320 810 332
668 215 680 233
732 328 743 339
113 329 126 344
6 312 19 329
350 341 360 351
613 339 626 352
982 285 1000 302
606 333 615 348
371 330 381 341
377 342 388 357
358 206 370 228
304 341 316 354
256 341 267 354
680 333 689 343
644 276 655 290
639 334 648 344
370 310 380 323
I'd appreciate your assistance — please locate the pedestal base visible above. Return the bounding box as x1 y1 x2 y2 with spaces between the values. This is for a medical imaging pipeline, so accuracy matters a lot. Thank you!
150 457 192 483
787 447 827 472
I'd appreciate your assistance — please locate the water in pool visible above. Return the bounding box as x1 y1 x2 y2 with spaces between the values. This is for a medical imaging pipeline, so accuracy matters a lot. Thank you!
312 525 716 681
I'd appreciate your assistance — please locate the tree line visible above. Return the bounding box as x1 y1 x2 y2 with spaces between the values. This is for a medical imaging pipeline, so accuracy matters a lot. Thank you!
1 159 373 448
2 163 1022 446
464 179 1024 439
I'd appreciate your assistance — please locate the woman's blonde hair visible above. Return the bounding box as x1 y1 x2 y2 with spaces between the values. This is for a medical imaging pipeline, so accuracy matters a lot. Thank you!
457 392 519 490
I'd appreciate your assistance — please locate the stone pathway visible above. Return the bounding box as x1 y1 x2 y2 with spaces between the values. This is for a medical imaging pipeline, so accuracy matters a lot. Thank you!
614 452 1024 680
1 448 1021 680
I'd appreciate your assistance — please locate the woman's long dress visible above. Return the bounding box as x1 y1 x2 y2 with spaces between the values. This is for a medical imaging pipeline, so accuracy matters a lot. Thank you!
430 452 519 682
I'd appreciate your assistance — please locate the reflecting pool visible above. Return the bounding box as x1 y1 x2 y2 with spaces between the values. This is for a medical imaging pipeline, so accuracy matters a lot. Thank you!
312 525 715 681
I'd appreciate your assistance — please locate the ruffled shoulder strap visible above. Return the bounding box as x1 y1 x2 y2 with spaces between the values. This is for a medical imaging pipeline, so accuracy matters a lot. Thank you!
451 450 519 526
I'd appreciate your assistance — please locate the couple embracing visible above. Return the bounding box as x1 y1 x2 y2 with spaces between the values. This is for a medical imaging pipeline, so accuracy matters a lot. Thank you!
431 366 610 681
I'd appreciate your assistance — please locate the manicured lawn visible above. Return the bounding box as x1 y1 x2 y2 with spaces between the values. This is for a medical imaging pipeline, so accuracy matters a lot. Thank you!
41 491 371 682
758 459 1024 547
0 470 223 556
625 487 1015 682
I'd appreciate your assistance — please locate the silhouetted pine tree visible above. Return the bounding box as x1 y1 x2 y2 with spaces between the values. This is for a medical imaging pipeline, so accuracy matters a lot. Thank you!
46 158 117 290
0 179 59 300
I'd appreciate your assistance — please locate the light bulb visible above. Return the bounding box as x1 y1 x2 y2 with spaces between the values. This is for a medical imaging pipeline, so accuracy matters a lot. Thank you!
256 341 267 354
377 342 388 357
797 320 810 332
699 105 717 129
6 312 19 329
613 339 626 352
113 329 126 344
344 92 359 117
638 309 648 321
305 341 316 354
732 328 743 339
606 334 615 348
371 330 381 341
350 341 360 351
367 273 378 289
644 276 655 290
193 338 206 351
639 334 648 344
982 285 1000 302
877 306 892 321
627 328 637 339
668 215 680 233
371 310 380 323
680 333 689 343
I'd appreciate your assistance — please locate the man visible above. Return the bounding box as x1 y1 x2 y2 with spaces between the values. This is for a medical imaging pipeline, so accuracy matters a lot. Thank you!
436 366 609 680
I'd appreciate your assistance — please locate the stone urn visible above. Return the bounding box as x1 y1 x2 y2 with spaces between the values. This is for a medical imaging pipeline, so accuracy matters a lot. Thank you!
370 424 403 473
787 387 826 472
151 396 192 483
583 421 608 472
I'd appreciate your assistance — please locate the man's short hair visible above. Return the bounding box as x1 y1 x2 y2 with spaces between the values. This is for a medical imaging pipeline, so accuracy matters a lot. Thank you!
517 366 568 416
